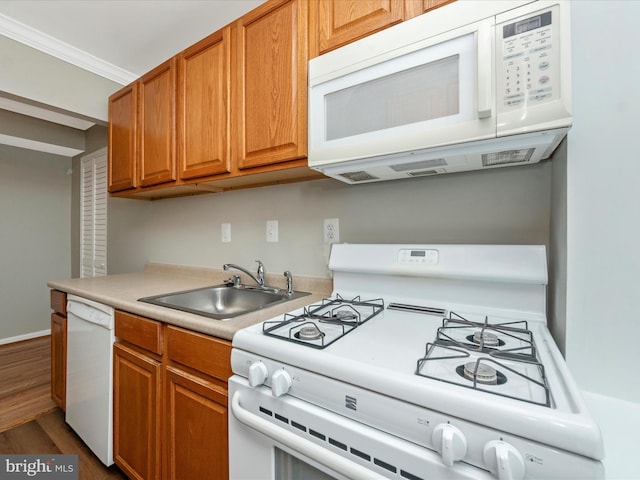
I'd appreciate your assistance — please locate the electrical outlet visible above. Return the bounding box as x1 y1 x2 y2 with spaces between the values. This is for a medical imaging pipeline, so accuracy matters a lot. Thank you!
324 218 339 244
221 223 231 243
266 220 278 242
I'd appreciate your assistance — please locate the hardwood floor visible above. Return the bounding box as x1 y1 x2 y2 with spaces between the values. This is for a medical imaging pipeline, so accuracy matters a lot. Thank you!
0 336 56 432
0 336 127 479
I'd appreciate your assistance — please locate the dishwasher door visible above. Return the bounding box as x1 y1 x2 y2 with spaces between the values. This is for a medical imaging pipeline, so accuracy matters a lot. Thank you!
66 294 115 466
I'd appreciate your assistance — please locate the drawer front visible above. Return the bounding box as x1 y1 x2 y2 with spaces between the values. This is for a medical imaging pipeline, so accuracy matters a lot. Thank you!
50 289 67 315
166 326 232 382
115 311 163 355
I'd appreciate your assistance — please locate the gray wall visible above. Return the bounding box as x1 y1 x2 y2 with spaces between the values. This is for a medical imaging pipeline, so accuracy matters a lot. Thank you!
549 140 567 355
0 145 71 342
106 161 553 280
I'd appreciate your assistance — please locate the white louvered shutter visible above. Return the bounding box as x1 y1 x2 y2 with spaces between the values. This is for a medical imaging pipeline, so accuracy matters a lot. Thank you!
80 148 107 277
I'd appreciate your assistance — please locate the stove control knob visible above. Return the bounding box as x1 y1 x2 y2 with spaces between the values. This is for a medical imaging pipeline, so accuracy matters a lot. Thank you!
248 362 269 387
432 423 467 466
271 369 293 397
483 440 525 480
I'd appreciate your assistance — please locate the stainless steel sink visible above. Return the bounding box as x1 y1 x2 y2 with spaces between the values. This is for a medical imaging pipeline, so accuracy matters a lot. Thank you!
138 284 310 320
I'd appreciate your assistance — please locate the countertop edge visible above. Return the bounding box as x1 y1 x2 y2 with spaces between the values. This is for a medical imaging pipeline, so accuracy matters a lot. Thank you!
48 265 332 341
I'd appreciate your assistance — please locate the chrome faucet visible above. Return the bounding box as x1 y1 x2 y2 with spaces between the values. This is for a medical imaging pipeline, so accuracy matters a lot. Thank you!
283 271 293 296
223 260 265 288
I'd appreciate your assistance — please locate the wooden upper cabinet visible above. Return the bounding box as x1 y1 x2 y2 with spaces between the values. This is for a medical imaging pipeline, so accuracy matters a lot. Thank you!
138 58 177 187
233 0 308 170
310 0 404 57
404 0 456 19
177 27 231 180
108 83 137 192
309 0 457 57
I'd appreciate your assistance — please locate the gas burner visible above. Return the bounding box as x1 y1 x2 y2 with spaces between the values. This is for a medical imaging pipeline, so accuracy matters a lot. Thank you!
468 331 504 347
458 362 507 385
295 324 325 341
333 309 358 321
307 305 360 326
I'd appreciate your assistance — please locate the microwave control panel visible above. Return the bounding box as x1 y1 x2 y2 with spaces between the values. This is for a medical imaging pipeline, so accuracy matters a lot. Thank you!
497 6 560 111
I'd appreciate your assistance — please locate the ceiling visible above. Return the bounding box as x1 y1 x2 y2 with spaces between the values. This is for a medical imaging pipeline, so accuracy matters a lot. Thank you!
0 0 265 142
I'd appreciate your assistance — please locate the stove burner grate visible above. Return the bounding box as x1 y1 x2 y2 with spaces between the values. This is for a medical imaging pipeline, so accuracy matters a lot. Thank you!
415 342 551 407
435 312 537 361
262 294 384 349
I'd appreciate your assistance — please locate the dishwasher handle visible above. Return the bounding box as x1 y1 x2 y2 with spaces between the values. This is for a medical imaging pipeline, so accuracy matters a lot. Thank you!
67 298 114 329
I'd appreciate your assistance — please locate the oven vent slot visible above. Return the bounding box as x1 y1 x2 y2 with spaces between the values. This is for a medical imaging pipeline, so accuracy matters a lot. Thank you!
388 303 446 316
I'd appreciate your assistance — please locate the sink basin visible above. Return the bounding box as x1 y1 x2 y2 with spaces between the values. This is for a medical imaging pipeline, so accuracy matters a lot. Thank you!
138 284 310 320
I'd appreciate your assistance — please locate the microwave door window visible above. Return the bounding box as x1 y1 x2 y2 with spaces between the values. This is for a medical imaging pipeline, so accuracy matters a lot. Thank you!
325 55 460 141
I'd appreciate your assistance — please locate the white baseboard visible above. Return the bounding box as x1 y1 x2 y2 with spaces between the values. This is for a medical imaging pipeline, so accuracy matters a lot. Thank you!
0 329 51 345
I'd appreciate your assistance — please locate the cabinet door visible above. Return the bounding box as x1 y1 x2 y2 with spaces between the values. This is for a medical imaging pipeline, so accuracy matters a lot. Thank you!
404 0 456 19
139 58 177 187
164 366 228 480
114 343 162 480
177 27 231 180
233 0 308 169
311 0 403 57
51 313 66 410
108 83 137 192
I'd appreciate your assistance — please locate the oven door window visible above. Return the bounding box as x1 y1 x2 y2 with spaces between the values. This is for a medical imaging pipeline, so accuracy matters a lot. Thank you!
275 447 337 480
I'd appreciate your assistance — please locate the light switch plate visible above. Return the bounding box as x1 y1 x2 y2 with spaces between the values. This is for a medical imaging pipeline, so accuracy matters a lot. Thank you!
221 223 231 243
266 220 278 242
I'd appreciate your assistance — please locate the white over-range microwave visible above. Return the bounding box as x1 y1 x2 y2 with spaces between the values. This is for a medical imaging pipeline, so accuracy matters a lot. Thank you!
308 0 571 184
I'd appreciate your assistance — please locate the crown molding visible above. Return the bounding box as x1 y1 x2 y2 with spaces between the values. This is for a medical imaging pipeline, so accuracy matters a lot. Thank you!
0 13 136 85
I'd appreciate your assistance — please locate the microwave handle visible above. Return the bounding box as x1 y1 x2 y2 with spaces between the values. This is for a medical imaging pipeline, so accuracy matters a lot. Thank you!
476 19 494 119
231 391 389 480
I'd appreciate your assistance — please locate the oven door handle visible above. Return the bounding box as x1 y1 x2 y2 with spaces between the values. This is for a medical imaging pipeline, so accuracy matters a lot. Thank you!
231 391 389 480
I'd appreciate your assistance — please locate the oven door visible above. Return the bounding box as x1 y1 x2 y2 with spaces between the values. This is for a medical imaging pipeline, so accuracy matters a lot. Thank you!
228 376 491 480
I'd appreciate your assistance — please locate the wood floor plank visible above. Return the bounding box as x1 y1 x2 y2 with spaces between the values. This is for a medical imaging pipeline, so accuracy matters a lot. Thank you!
36 410 127 480
0 419 61 454
0 336 57 433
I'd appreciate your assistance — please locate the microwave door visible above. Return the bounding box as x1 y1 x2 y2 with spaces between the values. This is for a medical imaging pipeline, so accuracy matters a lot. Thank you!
309 19 496 168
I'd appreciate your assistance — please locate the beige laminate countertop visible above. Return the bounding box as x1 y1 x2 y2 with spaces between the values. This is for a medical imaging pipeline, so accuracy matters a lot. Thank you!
47 263 333 341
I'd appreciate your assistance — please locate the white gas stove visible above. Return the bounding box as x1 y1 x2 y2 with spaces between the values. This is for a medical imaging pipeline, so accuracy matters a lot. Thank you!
229 244 604 480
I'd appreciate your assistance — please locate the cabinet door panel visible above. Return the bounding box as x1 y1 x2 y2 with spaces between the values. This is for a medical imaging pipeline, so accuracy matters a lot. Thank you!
178 28 231 180
164 366 228 480
315 0 403 55
234 0 308 169
139 58 176 187
404 0 456 19
114 343 161 480
108 83 137 192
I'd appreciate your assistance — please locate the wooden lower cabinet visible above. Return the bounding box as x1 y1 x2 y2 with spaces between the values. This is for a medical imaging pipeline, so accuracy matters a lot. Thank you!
50 312 66 409
164 366 228 480
50 289 67 410
113 312 231 480
113 342 162 480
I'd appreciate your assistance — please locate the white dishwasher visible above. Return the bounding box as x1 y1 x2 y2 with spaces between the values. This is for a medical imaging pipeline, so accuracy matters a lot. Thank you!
66 294 115 466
